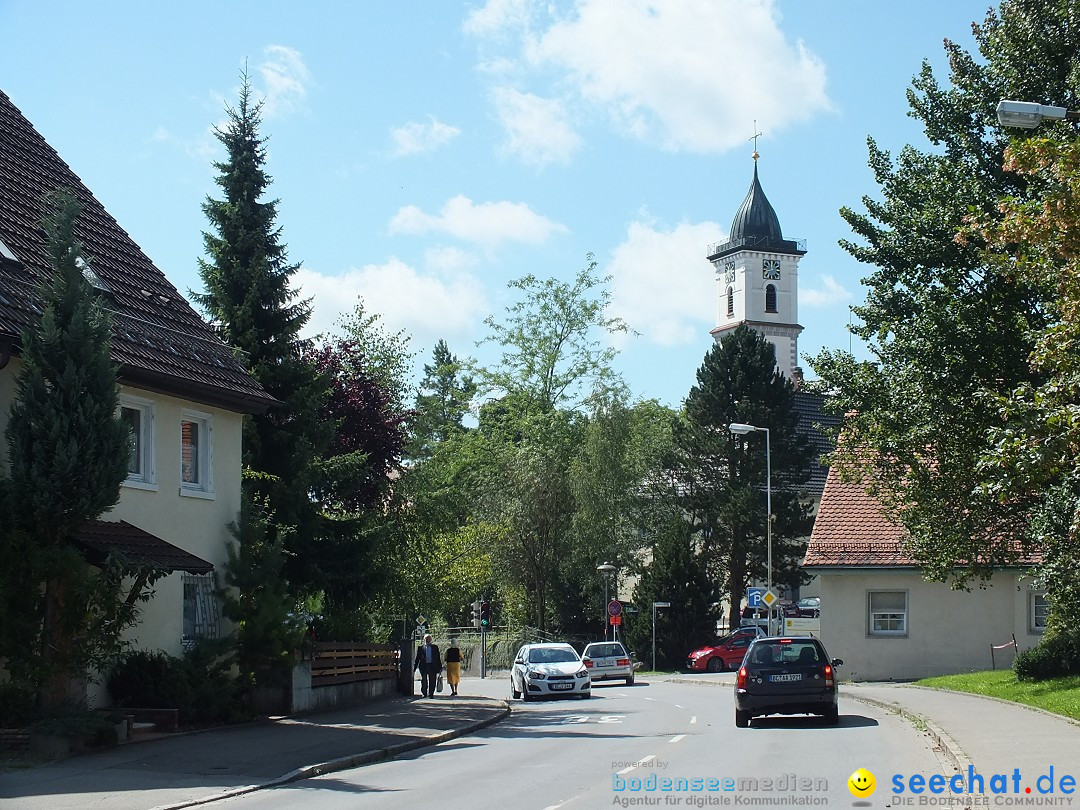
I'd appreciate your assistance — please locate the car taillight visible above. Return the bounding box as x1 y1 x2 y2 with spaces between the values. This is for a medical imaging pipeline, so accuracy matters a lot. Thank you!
583 659 593 668
824 664 833 687
617 658 630 666
736 666 747 689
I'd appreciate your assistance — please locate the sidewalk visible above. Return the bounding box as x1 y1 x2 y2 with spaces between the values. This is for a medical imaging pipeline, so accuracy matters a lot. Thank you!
0 683 508 810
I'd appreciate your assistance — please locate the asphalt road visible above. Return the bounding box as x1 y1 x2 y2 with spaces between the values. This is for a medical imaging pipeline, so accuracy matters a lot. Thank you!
213 674 949 809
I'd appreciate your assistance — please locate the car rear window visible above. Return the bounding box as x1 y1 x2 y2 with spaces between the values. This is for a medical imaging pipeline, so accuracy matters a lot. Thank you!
747 640 823 666
528 648 579 664
585 644 625 658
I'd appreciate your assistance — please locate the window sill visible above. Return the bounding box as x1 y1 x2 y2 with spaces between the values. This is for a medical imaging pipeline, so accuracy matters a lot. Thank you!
122 479 159 492
179 487 215 501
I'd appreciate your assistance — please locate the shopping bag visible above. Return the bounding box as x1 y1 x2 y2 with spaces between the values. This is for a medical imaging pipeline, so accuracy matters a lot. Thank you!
437 672 445 693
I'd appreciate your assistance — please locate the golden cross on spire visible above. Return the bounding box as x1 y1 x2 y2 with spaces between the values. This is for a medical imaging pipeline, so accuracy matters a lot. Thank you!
749 120 762 161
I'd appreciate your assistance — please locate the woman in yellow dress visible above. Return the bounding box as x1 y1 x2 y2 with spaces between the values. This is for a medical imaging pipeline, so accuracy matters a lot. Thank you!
445 639 462 696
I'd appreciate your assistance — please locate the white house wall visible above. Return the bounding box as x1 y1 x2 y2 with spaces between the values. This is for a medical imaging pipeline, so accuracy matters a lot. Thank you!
816 570 1042 681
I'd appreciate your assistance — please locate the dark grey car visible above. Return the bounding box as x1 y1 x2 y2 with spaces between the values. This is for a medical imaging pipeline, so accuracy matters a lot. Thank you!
734 637 842 727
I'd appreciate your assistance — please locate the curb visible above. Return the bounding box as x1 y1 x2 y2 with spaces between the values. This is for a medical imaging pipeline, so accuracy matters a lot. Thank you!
149 699 511 810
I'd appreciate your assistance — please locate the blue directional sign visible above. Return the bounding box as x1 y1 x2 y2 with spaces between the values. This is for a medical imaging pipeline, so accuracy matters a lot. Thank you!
747 588 766 608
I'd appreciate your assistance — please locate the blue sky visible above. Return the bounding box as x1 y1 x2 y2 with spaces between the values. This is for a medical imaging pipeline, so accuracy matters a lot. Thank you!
0 1 993 409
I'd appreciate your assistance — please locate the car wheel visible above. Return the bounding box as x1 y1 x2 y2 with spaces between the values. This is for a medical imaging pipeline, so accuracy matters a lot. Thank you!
823 706 839 726
625 675 635 685
523 691 534 702
706 657 722 673
511 679 521 700
579 692 591 699
735 709 751 728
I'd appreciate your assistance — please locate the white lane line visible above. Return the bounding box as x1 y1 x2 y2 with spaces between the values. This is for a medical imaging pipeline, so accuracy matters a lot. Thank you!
690 716 698 724
674 704 685 709
617 754 656 775
543 798 578 810
670 734 686 743
644 697 655 701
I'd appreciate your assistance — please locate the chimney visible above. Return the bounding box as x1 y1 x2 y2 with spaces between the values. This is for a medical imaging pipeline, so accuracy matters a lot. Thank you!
792 366 804 390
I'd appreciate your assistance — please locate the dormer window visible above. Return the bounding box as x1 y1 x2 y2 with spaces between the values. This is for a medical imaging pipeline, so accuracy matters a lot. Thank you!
77 256 111 293
726 286 734 317
0 236 18 266
765 284 777 313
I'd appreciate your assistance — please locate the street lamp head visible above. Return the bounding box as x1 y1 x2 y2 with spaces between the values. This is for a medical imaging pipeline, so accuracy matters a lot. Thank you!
728 422 758 435
597 563 617 574
996 99 1072 129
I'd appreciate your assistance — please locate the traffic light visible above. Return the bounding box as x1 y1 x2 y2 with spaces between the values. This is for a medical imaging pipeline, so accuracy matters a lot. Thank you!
480 601 491 629
470 601 481 628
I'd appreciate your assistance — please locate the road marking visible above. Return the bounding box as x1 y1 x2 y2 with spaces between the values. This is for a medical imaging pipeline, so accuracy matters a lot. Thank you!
617 754 656 775
690 716 697 724
670 734 686 743
543 797 578 810
645 697 655 701
674 704 685 709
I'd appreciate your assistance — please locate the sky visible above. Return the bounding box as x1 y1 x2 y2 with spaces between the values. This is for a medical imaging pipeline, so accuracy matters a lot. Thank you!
0 0 997 410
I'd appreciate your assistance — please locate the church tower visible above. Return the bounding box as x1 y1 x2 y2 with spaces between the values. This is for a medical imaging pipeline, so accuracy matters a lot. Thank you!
707 154 805 378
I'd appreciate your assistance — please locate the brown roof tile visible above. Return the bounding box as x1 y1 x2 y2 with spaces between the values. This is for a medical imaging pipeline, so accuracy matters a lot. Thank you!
74 520 213 574
0 89 274 413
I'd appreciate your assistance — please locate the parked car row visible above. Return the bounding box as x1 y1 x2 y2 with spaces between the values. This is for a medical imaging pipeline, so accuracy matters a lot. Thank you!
509 640 636 701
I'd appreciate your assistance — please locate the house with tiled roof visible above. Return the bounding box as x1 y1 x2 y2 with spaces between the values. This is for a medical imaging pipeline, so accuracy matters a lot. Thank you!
0 88 275 697
803 460 1046 681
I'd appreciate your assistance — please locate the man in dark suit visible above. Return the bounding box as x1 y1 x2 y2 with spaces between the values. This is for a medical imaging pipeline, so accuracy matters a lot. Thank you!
414 633 442 698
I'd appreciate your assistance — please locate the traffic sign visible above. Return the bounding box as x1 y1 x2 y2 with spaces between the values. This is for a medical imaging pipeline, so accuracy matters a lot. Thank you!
609 615 622 625
607 600 623 617
762 589 779 608
416 615 427 625
747 588 765 608
623 604 640 615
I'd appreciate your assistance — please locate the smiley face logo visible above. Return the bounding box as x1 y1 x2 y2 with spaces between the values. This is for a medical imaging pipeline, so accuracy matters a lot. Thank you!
847 768 876 798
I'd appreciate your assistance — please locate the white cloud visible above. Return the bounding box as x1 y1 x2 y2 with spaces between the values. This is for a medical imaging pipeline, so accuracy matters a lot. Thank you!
801 274 851 308
492 86 582 167
294 260 488 348
606 217 724 347
390 116 461 157
388 194 568 247
424 246 477 273
467 0 831 154
257 45 312 119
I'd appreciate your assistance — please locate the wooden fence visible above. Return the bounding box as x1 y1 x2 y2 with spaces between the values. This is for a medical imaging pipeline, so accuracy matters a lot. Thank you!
310 642 398 689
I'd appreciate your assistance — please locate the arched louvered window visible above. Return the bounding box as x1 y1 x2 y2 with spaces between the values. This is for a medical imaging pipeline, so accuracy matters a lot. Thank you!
765 284 777 313
726 286 734 316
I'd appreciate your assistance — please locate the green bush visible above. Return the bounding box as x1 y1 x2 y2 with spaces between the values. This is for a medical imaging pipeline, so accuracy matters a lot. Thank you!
1014 630 1080 681
107 650 190 710
0 681 37 728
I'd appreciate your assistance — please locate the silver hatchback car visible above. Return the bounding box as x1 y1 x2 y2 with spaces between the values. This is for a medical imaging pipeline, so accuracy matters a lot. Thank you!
582 641 635 685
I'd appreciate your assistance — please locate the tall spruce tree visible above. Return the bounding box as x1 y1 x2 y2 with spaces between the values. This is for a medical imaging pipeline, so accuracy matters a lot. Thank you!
677 325 814 631
5 189 138 706
194 71 330 594
810 0 1079 584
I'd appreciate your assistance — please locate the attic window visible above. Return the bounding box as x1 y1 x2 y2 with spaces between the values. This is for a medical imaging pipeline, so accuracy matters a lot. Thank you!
77 256 111 294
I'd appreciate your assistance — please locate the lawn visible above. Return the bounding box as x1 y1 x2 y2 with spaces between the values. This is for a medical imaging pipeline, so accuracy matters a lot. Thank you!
916 670 1080 723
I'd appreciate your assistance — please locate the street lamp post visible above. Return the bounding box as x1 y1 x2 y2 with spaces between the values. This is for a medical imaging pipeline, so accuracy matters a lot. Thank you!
996 99 1080 129
652 601 671 672
729 422 773 636
597 563 617 642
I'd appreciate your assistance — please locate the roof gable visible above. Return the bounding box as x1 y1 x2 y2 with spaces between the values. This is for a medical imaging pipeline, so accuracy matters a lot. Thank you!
0 89 273 413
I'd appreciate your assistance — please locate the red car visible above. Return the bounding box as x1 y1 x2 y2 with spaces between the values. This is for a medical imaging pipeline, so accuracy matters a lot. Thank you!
686 629 759 672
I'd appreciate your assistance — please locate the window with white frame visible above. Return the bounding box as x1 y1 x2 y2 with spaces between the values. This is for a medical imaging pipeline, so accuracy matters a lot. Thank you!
1031 592 1049 633
868 590 908 636
120 396 155 485
180 410 213 493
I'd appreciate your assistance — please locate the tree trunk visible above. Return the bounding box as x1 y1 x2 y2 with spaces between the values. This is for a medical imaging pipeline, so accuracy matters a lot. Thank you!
40 573 80 711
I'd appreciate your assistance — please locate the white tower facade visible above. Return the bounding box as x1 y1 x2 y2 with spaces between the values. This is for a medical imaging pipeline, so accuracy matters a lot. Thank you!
707 159 805 378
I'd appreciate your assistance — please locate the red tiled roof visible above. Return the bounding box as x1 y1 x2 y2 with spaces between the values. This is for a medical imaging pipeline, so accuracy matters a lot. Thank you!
0 89 274 413
74 520 213 574
803 462 917 567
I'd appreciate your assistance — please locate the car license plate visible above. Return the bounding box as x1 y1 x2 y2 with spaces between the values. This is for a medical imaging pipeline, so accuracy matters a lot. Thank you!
551 682 574 690
597 661 612 667
770 673 802 682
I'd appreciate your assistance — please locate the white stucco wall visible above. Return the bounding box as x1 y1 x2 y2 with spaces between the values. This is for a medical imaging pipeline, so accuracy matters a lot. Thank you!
814 570 1044 681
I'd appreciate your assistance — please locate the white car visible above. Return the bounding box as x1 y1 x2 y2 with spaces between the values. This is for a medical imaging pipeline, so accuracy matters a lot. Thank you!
511 642 591 701
582 641 634 684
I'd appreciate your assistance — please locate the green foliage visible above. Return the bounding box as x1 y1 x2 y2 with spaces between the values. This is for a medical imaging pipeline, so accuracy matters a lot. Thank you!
810 0 1079 588
677 325 814 630
409 339 475 461
1014 629 1080 681
473 254 630 412
106 638 244 724
916 669 1080 722
334 301 416 416
626 517 719 670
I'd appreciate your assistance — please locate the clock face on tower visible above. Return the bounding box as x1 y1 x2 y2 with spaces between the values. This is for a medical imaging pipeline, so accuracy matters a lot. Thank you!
724 260 736 283
762 259 781 280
